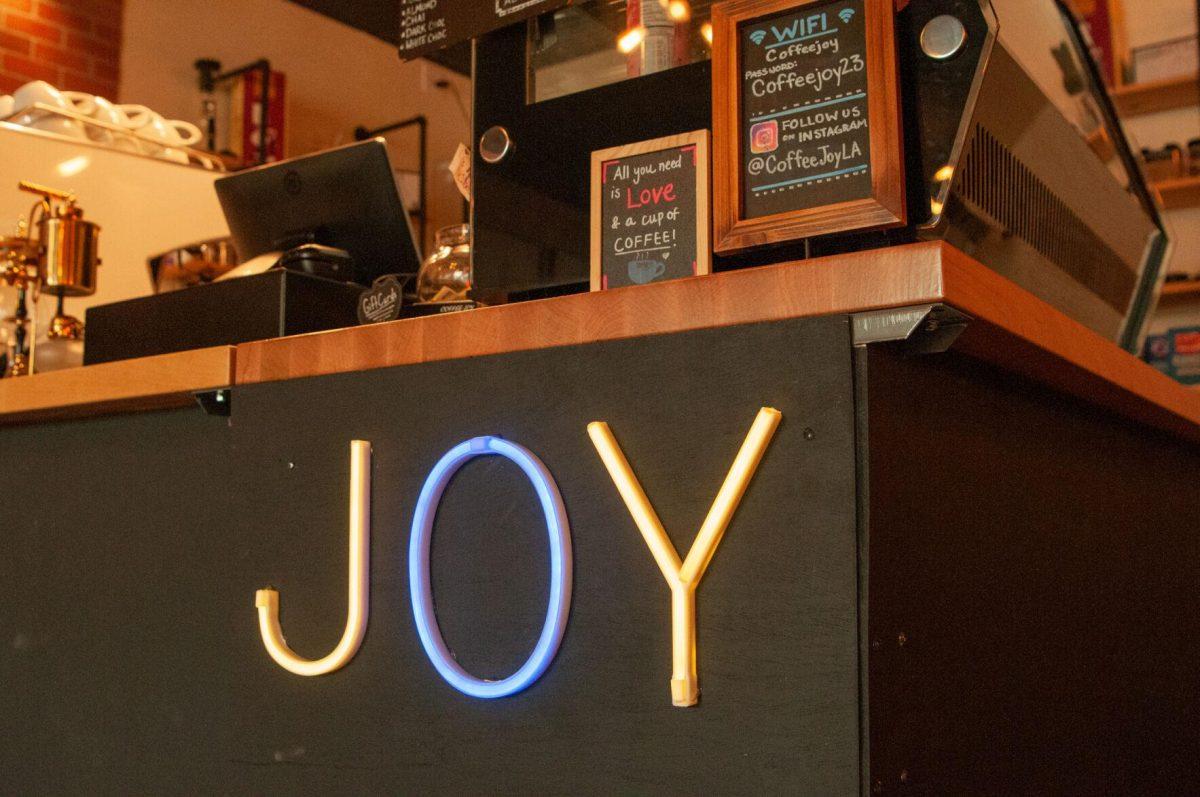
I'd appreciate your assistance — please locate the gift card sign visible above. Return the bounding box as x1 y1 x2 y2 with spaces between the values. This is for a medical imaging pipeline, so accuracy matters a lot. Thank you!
358 276 405 324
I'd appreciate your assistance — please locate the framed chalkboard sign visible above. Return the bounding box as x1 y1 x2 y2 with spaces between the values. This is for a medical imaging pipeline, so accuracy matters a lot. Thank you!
590 131 712 291
711 0 904 252
398 0 567 61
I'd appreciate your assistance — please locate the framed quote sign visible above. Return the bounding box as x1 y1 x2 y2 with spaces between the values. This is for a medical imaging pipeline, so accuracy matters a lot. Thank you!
711 0 905 252
590 131 711 291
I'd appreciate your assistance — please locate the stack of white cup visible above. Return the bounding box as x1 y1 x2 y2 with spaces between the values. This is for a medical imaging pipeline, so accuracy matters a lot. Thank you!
0 80 204 166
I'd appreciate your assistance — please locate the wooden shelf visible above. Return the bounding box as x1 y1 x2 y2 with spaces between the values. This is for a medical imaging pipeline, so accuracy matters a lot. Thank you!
1160 279 1200 299
1153 174 1200 209
1112 73 1199 116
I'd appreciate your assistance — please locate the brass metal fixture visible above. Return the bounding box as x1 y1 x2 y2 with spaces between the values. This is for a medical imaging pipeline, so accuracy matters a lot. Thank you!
47 296 84 341
1 219 40 377
19 180 102 298
1 182 101 376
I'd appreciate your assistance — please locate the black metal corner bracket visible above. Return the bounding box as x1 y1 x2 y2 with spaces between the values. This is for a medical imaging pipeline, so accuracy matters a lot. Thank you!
851 304 971 354
194 389 232 417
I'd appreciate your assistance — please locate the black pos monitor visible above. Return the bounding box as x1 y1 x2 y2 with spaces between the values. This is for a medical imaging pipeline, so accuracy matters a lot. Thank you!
84 140 423 365
214 138 423 286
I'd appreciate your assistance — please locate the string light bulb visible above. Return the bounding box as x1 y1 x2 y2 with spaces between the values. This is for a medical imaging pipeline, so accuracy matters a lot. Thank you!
664 0 691 22
700 21 713 44
617 25 646 53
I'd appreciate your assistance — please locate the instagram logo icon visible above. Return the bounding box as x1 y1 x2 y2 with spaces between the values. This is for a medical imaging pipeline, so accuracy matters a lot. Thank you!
750 121 778 154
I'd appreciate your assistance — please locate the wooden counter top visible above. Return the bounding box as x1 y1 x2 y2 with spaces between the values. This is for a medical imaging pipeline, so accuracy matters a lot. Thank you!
0 346 235 425
3 241 1199 445
235 241 946 384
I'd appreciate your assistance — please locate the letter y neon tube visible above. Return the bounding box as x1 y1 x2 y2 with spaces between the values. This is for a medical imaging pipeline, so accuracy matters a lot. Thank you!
587 408 781 706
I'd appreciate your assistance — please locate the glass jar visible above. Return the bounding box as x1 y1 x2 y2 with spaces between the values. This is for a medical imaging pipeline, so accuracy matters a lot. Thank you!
417 224 471 303
1141 145 1183 183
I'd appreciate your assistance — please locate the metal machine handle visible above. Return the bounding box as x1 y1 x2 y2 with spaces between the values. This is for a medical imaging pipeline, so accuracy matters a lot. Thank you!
18 181 75 205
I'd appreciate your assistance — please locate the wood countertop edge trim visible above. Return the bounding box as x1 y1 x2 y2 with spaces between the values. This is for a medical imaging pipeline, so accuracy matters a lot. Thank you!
5 242 1200 444
0 345 235 426
233 241 949 385
938 245 1200 445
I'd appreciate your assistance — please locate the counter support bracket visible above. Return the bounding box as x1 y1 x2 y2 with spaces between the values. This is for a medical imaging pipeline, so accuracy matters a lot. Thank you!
194 388 232 417
852 304 970 353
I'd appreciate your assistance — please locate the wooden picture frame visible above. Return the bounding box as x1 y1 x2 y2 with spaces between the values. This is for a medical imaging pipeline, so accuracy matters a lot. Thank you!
590 131 712 291
711 0 905 253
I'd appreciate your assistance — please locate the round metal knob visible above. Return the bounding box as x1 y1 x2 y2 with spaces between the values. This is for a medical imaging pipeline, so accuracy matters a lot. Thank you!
920 15 967 61
479 126 513 164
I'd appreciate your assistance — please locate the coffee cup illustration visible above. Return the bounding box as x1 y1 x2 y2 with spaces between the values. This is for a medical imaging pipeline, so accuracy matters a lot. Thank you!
628 259 667 284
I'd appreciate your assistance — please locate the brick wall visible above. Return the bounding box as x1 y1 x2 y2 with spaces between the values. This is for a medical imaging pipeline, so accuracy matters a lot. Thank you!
0 0 123 99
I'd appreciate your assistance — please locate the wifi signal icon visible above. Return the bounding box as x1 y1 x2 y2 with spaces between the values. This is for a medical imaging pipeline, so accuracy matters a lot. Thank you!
749 29 768 46
838 7 856 23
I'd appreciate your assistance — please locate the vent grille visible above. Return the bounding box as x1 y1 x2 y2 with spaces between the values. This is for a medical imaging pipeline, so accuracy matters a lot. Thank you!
958 125 1135 312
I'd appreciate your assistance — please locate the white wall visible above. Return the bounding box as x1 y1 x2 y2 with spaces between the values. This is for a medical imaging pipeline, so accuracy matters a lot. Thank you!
0 122 229 369
118 0 471 252
1122 0 1196 50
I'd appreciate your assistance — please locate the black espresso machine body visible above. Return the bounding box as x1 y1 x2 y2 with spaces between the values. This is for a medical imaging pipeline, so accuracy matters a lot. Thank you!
893 0 1166 352
470 15 713 301
468 0 1168 349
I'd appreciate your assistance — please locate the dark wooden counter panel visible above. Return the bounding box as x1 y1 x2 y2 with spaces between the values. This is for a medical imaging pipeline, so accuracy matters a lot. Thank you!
2 255 1197 791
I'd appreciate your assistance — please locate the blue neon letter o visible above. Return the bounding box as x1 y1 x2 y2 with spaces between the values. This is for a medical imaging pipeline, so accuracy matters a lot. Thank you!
408 436 573 698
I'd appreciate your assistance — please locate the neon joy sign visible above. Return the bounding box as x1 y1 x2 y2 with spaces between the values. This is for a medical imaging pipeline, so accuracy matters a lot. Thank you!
255 407 781 707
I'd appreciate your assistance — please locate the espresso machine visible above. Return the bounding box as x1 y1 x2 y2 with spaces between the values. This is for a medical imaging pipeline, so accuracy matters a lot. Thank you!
0 181 101 376
467 0 1167 351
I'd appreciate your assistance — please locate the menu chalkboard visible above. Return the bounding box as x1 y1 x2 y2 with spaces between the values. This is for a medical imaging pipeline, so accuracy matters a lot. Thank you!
739 0 870 219
711 0 904 252
399 0 568 61
590 132 711 291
